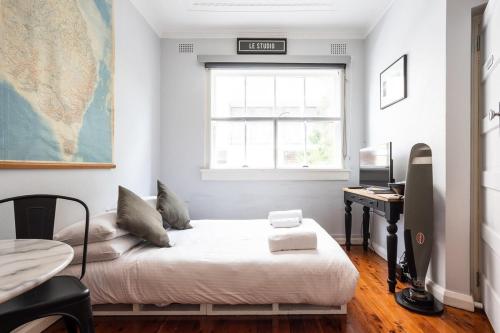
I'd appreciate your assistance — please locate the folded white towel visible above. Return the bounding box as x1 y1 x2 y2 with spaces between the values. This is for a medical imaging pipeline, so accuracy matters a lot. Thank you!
268 229 317 252
267 209 302 226
270 217 301 228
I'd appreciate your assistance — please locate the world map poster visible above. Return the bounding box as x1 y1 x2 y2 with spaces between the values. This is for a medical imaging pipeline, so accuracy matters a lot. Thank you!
0 0 114 168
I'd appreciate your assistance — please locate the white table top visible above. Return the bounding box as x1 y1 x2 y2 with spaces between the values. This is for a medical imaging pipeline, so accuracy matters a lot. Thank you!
0 239 74 304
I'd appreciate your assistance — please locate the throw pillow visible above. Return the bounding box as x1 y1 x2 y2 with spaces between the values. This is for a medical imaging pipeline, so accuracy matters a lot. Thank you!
116 186 170 247
156 180 192 230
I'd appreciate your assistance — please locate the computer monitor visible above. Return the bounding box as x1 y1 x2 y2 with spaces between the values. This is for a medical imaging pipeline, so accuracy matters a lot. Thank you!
359 142 393 188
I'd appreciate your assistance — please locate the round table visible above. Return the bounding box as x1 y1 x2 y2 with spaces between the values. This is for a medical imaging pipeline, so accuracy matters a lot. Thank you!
0 239 74 304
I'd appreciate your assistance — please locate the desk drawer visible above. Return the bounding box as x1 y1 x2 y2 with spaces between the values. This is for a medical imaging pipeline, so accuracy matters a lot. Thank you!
346 194 378 209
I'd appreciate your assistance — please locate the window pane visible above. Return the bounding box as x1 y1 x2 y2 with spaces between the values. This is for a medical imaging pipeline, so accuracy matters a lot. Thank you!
246 121 274 168
210 69 344 170
305 73 341 117
276 76 304 117
277 121 305 168
213 75 245 117
246 76 274 117
211 121 245 168
306 121 342 168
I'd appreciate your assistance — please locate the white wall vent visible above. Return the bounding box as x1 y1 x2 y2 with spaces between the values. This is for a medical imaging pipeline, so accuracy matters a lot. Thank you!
178 43 194 53
330 43 347 55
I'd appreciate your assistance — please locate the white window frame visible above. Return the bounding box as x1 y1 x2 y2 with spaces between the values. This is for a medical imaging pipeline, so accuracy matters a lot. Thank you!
202 66 350 181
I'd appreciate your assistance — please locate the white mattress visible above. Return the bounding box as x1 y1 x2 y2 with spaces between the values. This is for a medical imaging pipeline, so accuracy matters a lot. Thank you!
62 219 359 306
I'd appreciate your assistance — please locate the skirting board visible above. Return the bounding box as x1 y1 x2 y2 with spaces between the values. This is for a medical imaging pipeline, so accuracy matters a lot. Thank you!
92 303 347 316
426 279 474 312
369 240 387 260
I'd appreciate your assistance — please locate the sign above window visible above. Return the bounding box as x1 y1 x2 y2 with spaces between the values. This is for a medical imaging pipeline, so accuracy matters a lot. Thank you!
237 38 287 55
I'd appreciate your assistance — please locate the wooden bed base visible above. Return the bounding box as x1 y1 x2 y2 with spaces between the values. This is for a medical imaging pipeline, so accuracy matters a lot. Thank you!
12 303 346 332
92 303 347 316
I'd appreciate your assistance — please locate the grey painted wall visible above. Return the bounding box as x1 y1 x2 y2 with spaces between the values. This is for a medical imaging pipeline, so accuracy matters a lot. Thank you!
0 0 161 236
160 38 365 238
365 0 485 300
365 0 447 286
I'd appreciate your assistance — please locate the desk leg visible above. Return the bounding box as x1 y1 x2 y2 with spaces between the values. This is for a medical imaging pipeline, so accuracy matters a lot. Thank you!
344 200 352 251
386 211 400 293
362 206 370 251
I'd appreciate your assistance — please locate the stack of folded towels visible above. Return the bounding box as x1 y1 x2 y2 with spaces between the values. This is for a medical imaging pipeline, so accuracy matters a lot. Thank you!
267 209 317 252
268 209 303 228
54 211 141 265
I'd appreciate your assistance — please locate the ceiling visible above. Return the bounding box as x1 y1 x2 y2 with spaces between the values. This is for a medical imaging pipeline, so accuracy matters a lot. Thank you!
129 0 395 39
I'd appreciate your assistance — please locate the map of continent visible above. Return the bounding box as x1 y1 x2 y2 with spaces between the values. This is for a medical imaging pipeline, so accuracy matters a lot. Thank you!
0 0 113 165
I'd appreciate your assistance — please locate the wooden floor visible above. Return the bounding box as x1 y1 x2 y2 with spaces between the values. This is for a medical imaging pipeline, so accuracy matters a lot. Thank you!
45 246 493 333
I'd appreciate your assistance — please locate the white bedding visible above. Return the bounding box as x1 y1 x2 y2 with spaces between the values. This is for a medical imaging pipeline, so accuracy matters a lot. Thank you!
62 219 359 306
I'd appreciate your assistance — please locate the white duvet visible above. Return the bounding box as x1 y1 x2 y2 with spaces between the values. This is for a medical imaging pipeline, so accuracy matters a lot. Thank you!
62 219 359 306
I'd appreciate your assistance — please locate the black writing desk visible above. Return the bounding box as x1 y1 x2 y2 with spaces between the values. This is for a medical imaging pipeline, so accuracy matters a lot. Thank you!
343 188 404 293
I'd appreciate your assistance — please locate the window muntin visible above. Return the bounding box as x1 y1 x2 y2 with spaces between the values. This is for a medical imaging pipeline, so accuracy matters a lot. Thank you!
210 68 344 169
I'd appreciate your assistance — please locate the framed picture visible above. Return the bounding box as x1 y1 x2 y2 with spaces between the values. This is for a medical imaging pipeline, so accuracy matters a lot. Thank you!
0 0 115 169
380 55 407 109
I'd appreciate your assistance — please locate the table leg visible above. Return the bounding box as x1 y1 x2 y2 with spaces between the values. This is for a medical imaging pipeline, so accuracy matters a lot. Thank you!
362 206 370 251
344 200 352 251
386 210 400 293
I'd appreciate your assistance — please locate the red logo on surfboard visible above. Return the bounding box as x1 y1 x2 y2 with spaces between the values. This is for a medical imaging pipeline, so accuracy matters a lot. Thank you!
416 232 425 245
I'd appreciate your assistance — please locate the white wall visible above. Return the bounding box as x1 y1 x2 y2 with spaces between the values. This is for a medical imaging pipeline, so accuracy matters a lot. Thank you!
365 0 447 286
365 0 486 307
0 0 161 236
160 38 365 238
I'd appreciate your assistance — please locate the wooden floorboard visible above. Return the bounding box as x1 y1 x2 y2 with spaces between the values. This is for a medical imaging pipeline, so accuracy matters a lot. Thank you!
43 246 493 333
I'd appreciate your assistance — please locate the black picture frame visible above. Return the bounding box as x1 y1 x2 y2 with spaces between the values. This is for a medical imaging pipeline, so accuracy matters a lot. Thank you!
237 38 287 55
380 55 407 109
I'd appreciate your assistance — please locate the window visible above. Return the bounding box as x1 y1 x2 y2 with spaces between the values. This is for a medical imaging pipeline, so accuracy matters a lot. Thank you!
209 68 345 170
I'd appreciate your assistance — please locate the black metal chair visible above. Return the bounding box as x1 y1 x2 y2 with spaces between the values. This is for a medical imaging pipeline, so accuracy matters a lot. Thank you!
0 195 94 333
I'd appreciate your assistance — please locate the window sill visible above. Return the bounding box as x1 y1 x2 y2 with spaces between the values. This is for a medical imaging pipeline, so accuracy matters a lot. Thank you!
200 168 351 181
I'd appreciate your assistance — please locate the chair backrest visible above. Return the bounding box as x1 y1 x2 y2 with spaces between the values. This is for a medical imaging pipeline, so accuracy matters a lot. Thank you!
0 194 90 279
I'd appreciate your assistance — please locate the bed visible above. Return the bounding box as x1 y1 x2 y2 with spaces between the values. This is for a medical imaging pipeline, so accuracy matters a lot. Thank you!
61 218 359 316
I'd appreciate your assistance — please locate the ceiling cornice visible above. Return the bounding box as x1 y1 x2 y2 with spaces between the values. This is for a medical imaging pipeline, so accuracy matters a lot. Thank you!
364 0 396 38
160 30 366 40
129 0 395 41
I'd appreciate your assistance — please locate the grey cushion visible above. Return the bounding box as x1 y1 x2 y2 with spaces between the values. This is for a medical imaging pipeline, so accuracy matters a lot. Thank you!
156 180 192 230
117 186 170 247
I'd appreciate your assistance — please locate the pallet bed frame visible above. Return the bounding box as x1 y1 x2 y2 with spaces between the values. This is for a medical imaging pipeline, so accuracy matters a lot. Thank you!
14 303 347 333
92 303 347 316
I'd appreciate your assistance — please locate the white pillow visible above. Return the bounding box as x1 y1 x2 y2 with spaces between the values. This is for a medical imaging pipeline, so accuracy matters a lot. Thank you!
55 211 128 246
71 234 142 265
142 196 157 208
